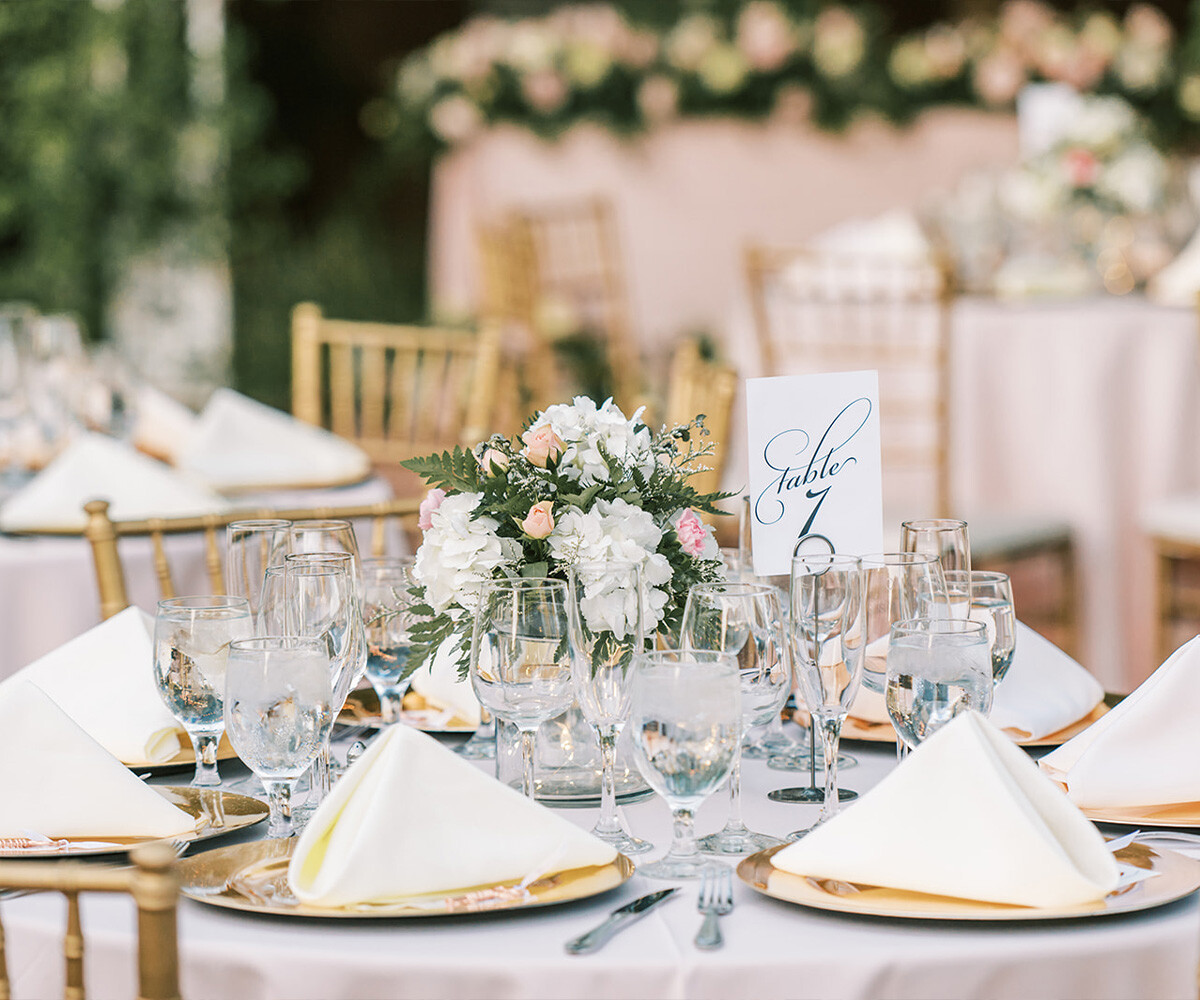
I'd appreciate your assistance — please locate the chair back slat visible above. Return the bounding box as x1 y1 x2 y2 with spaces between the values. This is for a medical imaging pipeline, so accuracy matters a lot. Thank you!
65 892 84 1000
664 339 738 500
148 525 175 601
0 911 10 1000
202 519 224 595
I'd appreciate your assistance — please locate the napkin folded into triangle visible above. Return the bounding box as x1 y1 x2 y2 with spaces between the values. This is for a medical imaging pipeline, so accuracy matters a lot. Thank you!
133 384 200 464
175 388 370 491
850 622 1102 742
0 607 184 765
772 711 1119 907
288 725 616 906
0 682 198 839
408 639 482 726
1041 635 1200 808
0 432 229 532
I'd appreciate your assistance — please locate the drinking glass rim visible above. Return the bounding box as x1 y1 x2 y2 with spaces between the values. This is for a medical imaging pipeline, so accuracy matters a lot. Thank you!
290 518 353 530
687 581 777 598
891 617 987 637
942 569 1010 585
900 518 968 531
478 576 568 593
567 558 639 572
860 552 941 568
228 518 292 531
633 649 737 668
791 553 862 573
156 595 251 614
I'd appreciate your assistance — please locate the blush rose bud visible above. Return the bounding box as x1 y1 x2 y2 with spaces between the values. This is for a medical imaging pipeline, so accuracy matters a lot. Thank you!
521 500 555 539
522 425 565 468
417 488 446 531
480 448 510 476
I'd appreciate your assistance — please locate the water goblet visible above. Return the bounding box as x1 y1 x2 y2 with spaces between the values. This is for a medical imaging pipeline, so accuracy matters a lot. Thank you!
628 649 740 879
943 570 1017 686
787 554 864 832
682 582 790 855
153 596 254 787
900 519 971 616
470 578 576 799
886 617 992 756
361 556 419 723
290 518 363 590
224 636 333 837
567 560 651 854
226 519 291 621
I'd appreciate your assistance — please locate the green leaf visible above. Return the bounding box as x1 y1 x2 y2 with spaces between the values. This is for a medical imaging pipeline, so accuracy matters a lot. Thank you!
521 561 549 578
400 447 482 494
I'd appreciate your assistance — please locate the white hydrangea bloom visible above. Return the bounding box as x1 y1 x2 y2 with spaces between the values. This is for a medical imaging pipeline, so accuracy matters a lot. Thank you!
549 497 672 632
413 492 521 613
526 396 655 485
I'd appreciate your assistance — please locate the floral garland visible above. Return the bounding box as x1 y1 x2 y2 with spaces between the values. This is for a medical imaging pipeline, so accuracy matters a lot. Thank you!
400 396 730 676
388 1 1200 153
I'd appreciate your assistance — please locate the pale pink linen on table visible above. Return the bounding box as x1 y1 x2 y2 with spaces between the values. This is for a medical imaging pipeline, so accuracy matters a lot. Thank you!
428 111 1020 351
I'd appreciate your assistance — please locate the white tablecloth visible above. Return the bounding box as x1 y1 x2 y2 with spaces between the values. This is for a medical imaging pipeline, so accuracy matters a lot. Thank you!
724 295 1200 692
4 735 1197 999
0 475 399 680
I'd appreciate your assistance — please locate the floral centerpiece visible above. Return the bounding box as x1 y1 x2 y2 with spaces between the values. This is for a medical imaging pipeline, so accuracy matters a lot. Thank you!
399 396 729 677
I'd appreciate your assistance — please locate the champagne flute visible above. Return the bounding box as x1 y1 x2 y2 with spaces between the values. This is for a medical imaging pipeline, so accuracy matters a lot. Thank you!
361 556 419 723
153 596 254 787
226 519 291 621
787 554 864 831
224 636 333 837
860 553 948 697
885 618 993 753
943 570 1017 685
682 582 789 855
900 519 971 617
629 649 740 879
567 560 651 854
470 578 575 799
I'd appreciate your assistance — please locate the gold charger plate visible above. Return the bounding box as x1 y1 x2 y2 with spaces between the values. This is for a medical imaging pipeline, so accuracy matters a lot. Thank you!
338 688 475 733
209 468 373 496
178 838 634 918
1081 801 1200 830
125 732 240 774
737 842 1200 921
839 701 1109 749
0 787 268 859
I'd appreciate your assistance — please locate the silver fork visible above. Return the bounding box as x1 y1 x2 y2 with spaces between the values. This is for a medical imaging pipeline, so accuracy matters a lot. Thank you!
694 865 734 950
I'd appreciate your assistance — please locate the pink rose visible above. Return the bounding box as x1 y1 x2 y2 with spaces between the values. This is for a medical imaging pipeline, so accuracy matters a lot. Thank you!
673 508 710 558
480 448 509 476
522 425 565 468
1063 148 1099 188
522 501 555 539
418 488 446 531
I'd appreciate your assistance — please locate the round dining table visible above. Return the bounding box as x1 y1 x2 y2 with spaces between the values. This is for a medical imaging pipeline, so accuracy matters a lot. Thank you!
4 727 1197 1000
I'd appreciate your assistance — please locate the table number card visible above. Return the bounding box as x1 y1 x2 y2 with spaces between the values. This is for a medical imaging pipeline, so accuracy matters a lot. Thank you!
745 371 884 577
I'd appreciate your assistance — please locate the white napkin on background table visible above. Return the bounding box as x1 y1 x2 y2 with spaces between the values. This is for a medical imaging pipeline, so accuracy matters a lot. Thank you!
288 725 616 906
132 384 200 464
1041 635 1200 808
408 640 482 726
0 432 229 533
0 682 197 839
850 622 1102 741
773 711 1119 907
175 388 370 491
0 607 184 765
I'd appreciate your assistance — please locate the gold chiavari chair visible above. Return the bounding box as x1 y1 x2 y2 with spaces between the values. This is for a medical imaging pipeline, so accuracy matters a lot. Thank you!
663 337 738 503
744 244 1078 656
0 842 180 1000
477 196 642 414
290 304 501 489
82 496 419 621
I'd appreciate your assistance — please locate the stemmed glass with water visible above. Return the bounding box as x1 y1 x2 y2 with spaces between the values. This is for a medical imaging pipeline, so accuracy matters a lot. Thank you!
566 560 651 854
226 519 291 621
152 596 254 787
943 570 1016 685
682 582 790 855
470 578 575 799
885 618 993 754
361 556 419 723
224 636 333 837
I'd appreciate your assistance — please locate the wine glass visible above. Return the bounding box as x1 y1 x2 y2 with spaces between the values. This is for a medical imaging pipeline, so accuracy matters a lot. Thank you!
470 578 575 799
682 582 789 855
900 518 971 613
860 553 949 698
290 518 363 590
153 596 254 787
943 570 1017 685
788 554 864 830
226 519 292 621
567 560 651 855
224 636 333 837
361 556 419 723
628 649 740 879
885 618 993 753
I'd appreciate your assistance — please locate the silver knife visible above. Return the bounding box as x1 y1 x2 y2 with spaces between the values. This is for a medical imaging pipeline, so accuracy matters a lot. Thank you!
564 888 679 955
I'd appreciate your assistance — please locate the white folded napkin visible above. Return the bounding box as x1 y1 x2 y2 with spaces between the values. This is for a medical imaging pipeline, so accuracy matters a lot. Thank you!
811 208 932 257
408 639 482 726
288 725 616 906
1041 635 1200 808
1146 227 1200 307
0 607 185 765
132 384 200 464
773 711 1119 907
0 432 230 533
0 682 198 839
175 388 370 491
850 622 1102 741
